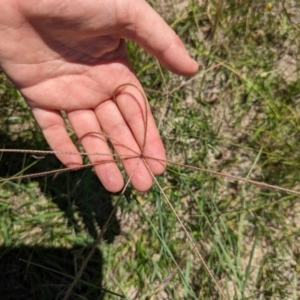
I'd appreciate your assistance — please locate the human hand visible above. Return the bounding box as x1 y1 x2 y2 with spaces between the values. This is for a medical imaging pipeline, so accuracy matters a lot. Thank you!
0 0 198 192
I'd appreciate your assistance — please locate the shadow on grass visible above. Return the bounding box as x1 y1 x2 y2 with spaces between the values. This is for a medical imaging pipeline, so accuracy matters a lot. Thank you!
0 125 122 240
0 126 125 299
0 245 106 300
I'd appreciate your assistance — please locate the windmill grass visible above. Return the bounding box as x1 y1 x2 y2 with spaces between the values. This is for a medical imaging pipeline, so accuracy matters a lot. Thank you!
1 1 300 299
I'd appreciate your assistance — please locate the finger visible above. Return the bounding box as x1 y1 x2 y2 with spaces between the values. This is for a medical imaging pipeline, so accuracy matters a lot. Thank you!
95 99 153 192
121 1 199 76
67 109 124 193
113 83 166 174
30 107 82 167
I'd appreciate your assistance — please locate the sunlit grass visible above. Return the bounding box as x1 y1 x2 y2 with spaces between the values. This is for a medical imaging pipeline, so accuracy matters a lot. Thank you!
1 1 300 299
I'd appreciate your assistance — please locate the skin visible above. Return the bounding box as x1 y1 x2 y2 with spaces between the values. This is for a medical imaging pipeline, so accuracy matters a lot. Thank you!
0 0 198 192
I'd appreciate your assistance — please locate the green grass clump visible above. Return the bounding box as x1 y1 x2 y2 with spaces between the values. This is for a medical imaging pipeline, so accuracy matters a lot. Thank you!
1 1 300 299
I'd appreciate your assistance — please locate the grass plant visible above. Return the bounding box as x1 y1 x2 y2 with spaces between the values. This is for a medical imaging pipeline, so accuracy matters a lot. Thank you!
1 1 300 299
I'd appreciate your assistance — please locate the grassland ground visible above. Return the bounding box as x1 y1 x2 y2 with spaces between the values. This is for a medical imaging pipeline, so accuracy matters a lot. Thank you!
1 1 300 299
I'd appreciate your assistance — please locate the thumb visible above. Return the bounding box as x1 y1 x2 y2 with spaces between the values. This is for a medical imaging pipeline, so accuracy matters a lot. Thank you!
122 1 199 76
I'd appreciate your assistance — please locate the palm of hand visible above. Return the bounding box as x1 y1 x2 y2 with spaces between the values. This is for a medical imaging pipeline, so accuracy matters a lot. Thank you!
0 0 198 192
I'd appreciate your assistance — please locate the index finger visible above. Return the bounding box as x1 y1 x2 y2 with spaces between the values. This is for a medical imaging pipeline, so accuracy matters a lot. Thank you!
112 83 166 174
